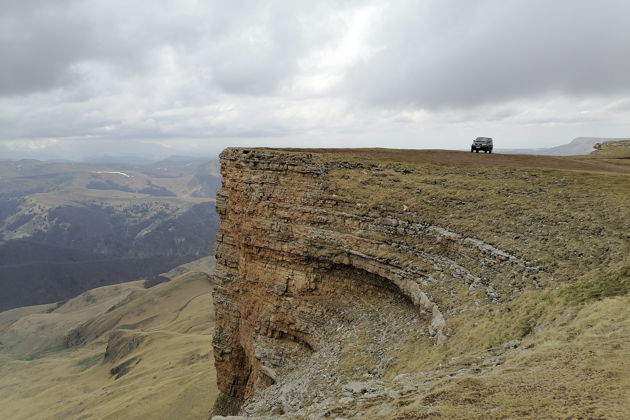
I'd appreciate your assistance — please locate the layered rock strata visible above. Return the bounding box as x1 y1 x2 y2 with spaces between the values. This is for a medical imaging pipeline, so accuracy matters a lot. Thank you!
212 148 545 414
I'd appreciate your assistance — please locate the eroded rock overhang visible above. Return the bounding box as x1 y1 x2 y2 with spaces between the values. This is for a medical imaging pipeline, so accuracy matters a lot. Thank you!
212 148 543 401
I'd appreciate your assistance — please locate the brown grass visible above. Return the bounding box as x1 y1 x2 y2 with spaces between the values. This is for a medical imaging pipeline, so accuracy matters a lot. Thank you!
382 293 630 420
264 147 630 174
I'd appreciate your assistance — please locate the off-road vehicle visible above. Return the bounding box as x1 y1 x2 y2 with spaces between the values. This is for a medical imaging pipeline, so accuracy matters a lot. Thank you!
471 137 493 153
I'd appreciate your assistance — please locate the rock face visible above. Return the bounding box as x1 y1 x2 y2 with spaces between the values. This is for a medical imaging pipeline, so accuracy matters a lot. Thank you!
212 148 546 414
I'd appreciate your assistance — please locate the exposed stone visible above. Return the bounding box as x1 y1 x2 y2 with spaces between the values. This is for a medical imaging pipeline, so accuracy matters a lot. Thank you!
342 380 383 396
212 148 545 416
103 330 144 363
110 356 141 379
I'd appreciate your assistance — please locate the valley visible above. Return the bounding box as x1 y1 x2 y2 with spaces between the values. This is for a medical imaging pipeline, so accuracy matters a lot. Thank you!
3 3 628 419
0 257 217 420
0 158 221 310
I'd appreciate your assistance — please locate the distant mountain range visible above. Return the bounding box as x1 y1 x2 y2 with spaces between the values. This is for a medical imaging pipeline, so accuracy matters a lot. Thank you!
83 154 217 165
498 137 630 156
0 158 221 311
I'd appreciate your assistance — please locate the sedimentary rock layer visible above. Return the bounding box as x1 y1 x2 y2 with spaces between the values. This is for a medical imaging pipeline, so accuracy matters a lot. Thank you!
212 148 544 405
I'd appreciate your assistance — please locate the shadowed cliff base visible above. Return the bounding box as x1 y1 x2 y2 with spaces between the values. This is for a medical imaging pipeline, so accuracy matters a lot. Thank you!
211 144 630 419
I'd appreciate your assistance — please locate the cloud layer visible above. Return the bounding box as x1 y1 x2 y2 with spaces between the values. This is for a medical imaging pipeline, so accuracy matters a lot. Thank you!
345 0 630 108
1 0 629 159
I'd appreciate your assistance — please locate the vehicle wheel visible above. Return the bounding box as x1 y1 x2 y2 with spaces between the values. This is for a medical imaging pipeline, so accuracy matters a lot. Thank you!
489 150 492 154
471 148 474 153
476 150 479 153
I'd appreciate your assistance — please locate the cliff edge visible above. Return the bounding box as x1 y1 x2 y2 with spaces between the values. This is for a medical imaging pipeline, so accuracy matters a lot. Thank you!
212 148 630 419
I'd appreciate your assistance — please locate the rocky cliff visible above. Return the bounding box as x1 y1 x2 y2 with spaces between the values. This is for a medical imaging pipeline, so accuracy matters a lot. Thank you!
212 148 630 419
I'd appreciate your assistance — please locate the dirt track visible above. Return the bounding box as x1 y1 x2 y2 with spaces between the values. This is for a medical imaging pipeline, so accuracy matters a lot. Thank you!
266 148 630 175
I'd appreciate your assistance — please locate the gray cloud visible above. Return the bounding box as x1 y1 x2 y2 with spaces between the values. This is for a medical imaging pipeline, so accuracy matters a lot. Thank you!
343 0 630 109
208 3 303 95
0 0 629 157
0 0 338 97
0 0 88 94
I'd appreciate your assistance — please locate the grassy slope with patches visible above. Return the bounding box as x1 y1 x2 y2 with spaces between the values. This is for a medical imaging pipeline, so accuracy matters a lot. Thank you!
0 258 217 420
591 140 630 159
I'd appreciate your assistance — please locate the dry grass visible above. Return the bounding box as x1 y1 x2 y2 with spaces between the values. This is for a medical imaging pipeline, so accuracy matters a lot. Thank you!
318 151 629 283
267 147 630 173
590 140 630 159
382 293 630 420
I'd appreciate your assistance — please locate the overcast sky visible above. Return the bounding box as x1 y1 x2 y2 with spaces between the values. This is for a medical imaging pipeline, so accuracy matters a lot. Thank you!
1 0 629 160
